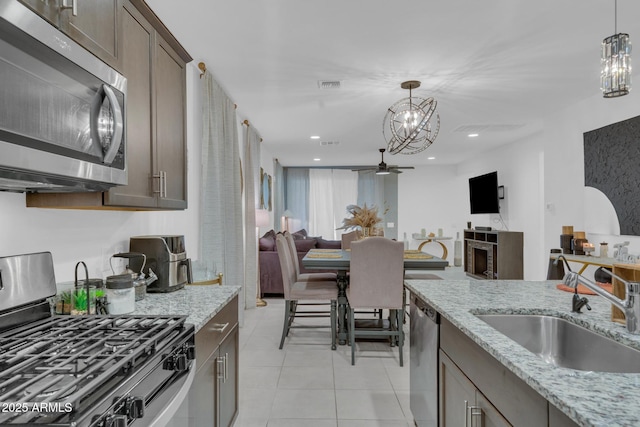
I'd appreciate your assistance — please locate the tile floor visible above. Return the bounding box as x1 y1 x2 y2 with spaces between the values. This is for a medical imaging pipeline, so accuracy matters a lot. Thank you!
233 267 467 426
234 298 413 427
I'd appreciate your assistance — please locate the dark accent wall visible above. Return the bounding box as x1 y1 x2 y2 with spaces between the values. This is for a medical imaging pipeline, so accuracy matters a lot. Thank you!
583 115 640 236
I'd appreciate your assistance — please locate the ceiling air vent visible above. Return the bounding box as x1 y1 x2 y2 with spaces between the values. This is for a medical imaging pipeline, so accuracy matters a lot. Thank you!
318 80 341 89
454 124 525 133
320 140 340 146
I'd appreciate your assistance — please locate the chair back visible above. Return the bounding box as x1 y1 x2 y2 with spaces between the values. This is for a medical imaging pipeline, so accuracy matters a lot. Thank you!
349 237 404 309
283 231 302 277
341 230 361 249
276 234 296 300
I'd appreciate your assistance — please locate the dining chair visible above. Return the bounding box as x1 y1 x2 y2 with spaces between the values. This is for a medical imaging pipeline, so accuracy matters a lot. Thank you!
347 236 405 366
283 231 337 282
341 230 361 249
276 234 338 350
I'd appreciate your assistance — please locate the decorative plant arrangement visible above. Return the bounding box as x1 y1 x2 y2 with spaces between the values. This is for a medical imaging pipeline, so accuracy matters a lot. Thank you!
338 203 388 234
70 288 106 315
55 290 73 315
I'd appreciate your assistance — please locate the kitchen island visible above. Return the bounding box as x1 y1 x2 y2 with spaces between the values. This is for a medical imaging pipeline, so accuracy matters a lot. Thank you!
405 279 640 427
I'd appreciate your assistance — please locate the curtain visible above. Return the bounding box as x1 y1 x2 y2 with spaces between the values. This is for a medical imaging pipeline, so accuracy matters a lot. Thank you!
308 169 357 239
309 169 333 237
273 159 285 231
331 169 358 239
357 172 398 239
284 168 309 232
200 72 245 315
242 123 261 308
357 171 385 209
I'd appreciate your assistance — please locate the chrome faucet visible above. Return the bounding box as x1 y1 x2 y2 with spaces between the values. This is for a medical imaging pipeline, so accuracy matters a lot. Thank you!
553 255 591 313
561 265 640 335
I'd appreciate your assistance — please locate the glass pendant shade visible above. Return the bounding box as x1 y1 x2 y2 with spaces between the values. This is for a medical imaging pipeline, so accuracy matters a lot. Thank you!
601 33 632 97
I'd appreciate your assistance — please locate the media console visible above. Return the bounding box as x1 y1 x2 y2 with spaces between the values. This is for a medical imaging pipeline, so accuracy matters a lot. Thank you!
463 229 523 280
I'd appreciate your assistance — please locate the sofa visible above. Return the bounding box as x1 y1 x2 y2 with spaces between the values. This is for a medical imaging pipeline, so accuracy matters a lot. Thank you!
259 229 341 296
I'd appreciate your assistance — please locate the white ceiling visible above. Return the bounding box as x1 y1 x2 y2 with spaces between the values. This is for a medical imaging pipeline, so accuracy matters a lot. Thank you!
146 0 638 169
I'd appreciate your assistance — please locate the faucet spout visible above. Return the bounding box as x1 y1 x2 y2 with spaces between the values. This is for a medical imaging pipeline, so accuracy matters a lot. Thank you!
564 270 640 334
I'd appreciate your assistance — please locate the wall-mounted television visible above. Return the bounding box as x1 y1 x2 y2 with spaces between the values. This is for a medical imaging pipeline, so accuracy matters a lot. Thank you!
469 171 500 214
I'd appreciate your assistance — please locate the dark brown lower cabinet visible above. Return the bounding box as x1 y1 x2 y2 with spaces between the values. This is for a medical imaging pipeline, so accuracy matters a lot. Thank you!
168 295 238 426
439 318 578 427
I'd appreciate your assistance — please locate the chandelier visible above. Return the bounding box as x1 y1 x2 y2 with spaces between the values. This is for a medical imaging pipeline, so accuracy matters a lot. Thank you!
601 0 632 98
383 80 440 155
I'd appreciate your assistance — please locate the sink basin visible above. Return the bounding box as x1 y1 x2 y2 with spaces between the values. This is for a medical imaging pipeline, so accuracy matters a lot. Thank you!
475 314 640 373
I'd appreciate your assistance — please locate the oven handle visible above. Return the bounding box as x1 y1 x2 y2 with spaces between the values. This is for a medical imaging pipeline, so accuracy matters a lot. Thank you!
101 84 124 165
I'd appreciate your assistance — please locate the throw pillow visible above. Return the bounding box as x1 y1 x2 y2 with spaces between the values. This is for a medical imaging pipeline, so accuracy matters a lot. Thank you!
291 229 308 240
294 238 317 252
316 238 341 249
261 229 276 239
259 236 276 251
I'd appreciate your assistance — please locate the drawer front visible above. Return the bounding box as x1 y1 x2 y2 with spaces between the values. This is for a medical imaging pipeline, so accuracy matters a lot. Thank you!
195 295 238 371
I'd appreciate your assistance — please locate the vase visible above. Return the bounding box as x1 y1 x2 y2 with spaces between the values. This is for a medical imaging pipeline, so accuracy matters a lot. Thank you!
361 227 371 238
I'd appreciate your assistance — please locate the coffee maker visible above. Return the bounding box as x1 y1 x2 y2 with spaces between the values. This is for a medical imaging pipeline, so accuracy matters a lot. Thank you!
129 235 192 292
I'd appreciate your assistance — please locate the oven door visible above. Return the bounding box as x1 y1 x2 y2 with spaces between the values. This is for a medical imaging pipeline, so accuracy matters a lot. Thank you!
88 330 195 427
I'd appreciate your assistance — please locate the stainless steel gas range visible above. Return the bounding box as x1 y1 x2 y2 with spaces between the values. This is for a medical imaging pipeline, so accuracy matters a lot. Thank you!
0 252 195 427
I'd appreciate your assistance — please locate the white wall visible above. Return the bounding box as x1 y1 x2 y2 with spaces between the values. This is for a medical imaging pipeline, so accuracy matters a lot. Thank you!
398 133 544 279
399 90 640 281
0 64 204 283
542 91 640 278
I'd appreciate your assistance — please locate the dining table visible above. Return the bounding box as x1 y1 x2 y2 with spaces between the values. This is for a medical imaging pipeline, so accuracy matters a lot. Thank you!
302 248 448 344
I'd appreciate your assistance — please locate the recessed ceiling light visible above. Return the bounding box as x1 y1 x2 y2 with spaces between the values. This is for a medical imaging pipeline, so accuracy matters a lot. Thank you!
428 156 436 160
310 135 320 140
468 133 479 138
313 158 321 161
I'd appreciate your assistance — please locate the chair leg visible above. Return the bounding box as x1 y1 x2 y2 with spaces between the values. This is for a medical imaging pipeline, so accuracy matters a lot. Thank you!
279 299 295 349
331 300 337 350
349 307 356 365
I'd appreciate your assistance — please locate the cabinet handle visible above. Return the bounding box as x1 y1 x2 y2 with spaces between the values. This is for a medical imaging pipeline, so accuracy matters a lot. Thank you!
162 171 167 198
209 322 229 333
216 357 225 381
465 400 483 427
61 0 78 16
153 173 162 196
224 352 229 382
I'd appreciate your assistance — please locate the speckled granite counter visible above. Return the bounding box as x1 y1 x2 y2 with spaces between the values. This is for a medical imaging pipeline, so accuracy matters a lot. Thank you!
404 279 640 427
133 285 240 332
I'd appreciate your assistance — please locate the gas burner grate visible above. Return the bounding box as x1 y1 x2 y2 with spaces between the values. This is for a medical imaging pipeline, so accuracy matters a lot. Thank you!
0 315 187 409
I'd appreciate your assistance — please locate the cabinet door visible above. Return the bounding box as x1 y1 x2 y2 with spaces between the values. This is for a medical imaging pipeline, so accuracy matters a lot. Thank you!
217 327 238 427
59 0 122 70
18 0 59 25
476 392 511 427
154 36 187 209
439 351 475 427
189 354 217 427
105 2 157 208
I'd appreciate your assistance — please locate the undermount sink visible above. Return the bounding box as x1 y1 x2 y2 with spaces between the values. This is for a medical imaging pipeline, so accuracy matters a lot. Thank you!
475 314 640 373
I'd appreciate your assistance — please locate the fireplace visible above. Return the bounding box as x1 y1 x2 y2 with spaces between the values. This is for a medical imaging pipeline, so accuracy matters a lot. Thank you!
467 241 496 279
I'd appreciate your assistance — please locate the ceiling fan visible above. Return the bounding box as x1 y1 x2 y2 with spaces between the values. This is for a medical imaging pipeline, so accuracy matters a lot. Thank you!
351 148 415 175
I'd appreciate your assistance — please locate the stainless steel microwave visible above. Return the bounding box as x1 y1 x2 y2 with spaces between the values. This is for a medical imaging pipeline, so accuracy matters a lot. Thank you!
0 2 127 193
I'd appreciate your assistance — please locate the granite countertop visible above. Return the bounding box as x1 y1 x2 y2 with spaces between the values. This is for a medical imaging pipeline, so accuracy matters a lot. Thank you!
133 285 240 332
404 279 640 427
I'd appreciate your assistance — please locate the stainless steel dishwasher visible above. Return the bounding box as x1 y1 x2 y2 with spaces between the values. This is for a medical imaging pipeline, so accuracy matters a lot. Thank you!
410 292 440 427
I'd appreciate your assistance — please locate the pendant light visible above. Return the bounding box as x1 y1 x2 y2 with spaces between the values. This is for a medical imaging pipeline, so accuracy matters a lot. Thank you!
383 81 440 155
601 0 632 98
